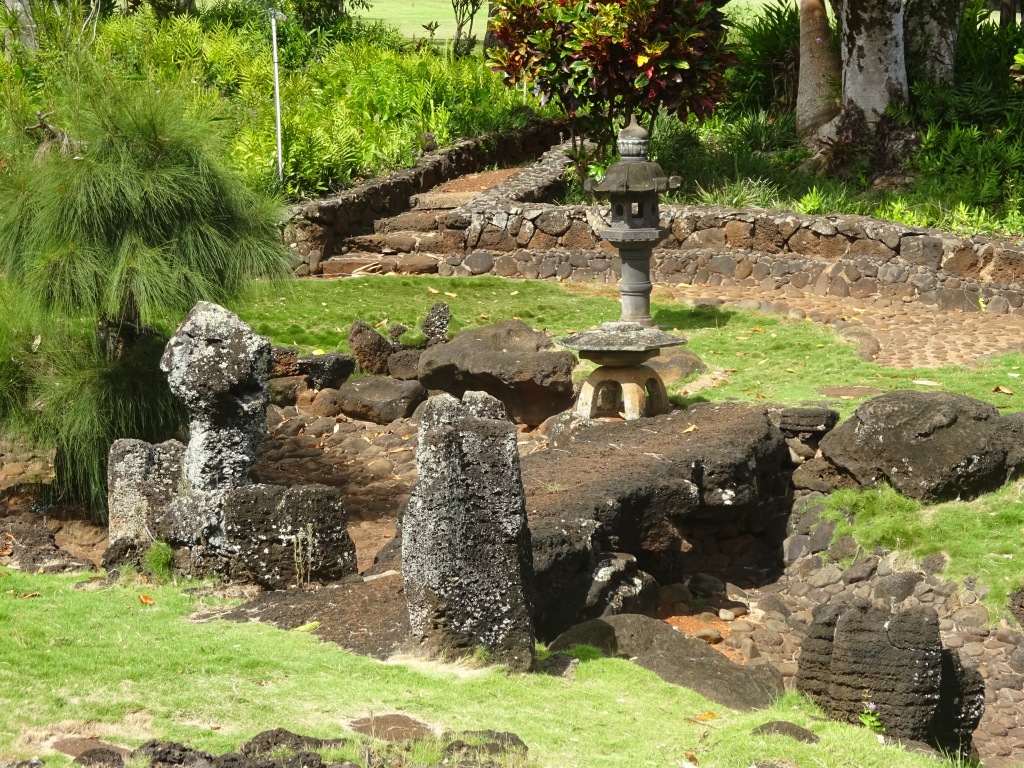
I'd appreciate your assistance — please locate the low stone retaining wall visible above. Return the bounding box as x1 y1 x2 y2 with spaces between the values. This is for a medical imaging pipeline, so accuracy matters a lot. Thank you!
281 119 567 275
437 203 1024 313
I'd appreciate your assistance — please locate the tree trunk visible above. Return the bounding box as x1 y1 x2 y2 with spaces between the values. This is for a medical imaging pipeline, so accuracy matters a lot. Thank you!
2 0 37 51
1001 0 1015 26
837 0 907 126
904 0 965 85
796 0 841 139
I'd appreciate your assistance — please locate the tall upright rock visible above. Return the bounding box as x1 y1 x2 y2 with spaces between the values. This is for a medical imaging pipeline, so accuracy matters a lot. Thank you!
107 302 355 588
160 301 271 492
403 391 535 671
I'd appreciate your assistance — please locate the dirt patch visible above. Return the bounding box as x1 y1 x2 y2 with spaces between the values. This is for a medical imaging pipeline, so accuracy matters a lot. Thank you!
16 713 155 756
435 168 519 195
662 612 744 664
220 573 410 660
347 714 434 742
817 385 886 399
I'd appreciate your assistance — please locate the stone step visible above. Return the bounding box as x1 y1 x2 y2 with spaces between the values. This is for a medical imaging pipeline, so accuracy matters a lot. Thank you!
409 189 479 210
345 230 445 254
320 251 441 278
375 209 444 234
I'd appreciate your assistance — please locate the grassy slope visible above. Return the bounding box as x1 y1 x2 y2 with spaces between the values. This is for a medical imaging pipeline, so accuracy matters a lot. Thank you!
0 569 941 768
358 0 773 41
233 276 1024 419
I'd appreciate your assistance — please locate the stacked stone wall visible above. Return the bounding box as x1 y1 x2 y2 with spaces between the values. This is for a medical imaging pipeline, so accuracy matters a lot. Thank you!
437 204 1024 313
281 120 567 275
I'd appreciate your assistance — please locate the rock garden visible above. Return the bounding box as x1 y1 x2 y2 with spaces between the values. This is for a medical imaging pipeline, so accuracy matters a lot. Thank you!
6 1 1024 767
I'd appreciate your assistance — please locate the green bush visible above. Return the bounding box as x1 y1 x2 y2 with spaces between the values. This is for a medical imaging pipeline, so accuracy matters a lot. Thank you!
0 63 288 513
724 0 803 114
488 0 733 150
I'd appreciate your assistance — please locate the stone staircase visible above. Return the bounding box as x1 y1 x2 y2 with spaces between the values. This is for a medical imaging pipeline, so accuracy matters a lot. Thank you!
319 186 489 278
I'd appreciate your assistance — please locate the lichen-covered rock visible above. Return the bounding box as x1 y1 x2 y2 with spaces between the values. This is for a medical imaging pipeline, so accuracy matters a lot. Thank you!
795 600 983 759
348 320 394 375
105 439 186 565
417 320 577 425
402 391 535 671
420 302 450 346
160 302 270 492
222 483 356 590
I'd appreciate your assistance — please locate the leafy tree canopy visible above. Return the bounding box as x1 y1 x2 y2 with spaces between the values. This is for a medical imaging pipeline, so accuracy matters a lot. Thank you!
487 0 734 148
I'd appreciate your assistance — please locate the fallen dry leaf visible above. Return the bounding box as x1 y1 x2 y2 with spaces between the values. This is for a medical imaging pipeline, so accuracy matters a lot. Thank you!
682 425 698 434
427 286 439 294
479 314 489 319
374 318 388 328
510 290 519 296
444 291 457 298
751 327 764 333
693 712 718 721
20 592 41 599
993 385 1015 395
138 594 155 605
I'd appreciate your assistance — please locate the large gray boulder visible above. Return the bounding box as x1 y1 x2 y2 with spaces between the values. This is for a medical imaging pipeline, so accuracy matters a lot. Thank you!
335 376 426 424
796 600 984 759
549 613 783 711
160 301 270 492
814 391 1024 501
523 403 790 639
417 320 577 426
402 391 535 671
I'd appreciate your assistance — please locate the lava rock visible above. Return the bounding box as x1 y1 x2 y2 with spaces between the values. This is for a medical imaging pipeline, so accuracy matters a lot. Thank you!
335 376 426 424
817 391 1024 501
348 320 395 375
550 614 783 711
417 320 577 426
222 483 356 590
402 392 535 671
297 352 355 390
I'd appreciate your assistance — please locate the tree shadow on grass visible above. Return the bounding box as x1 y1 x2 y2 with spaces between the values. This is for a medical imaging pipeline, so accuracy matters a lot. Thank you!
652 303 738 332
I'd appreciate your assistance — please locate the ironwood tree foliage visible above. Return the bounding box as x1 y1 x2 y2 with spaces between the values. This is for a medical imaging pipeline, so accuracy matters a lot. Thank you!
0 73 292 351
487 0 733 149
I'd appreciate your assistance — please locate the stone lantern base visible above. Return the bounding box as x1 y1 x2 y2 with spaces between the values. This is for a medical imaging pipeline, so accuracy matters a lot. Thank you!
575 364 671 421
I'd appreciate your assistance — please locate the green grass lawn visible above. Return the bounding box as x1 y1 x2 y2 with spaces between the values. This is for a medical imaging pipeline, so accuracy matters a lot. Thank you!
358 0 775 42
0 568 950 768
232 276 1024 419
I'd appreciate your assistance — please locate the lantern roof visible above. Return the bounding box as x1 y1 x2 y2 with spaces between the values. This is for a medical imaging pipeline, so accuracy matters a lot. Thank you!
586 116 681 196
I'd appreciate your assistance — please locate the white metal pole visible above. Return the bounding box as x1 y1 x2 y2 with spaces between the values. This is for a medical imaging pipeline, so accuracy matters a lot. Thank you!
270 9 284 183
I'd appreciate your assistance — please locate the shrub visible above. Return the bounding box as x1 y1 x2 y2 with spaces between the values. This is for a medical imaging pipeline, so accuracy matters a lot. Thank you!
487 0 733 150
724 0 802 114
0 64 288 512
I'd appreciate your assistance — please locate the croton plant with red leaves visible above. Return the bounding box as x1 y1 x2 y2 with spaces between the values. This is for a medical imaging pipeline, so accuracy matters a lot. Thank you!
488 0 733 150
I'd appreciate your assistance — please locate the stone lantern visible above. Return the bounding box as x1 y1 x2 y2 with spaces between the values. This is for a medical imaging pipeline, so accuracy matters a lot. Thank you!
585 115 680 326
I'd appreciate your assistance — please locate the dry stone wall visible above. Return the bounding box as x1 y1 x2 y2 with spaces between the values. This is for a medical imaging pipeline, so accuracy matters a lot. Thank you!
281 119 567 275
437 203 1024 313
